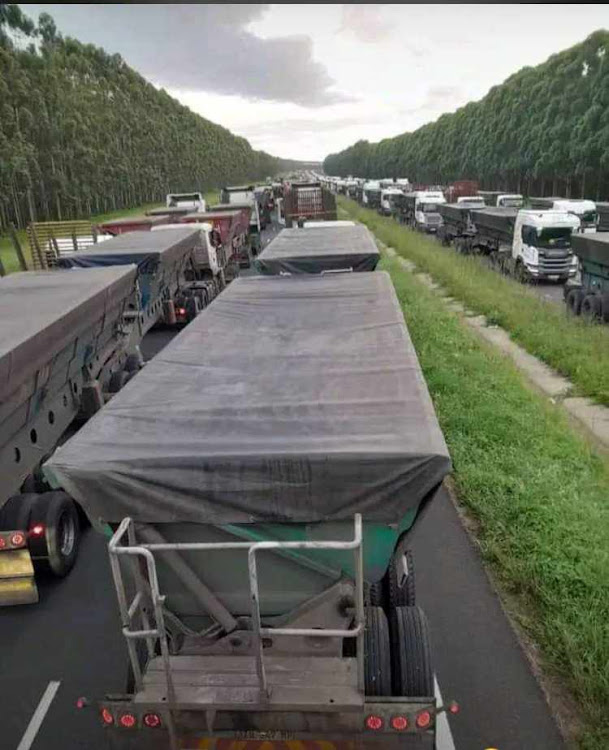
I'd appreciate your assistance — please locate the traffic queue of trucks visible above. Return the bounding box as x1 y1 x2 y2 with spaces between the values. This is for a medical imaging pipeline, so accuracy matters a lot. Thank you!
0 182 457 748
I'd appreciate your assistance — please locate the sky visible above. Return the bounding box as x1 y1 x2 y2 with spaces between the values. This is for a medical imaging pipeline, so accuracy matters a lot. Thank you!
22 4 609 161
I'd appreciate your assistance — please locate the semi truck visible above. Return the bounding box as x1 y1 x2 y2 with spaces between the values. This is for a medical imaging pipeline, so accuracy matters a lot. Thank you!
0 266 140 605
44 271 453 750
379 188 403 217
565 232 609 321
211 202 258 265
528 197 598 233
400 192 446 233
256 224 380 275
180 210 243 282
437 202 483 249
362 181 382 209
468 208 579 282
478 191 524 208
221 186 262 240
283 181 337 228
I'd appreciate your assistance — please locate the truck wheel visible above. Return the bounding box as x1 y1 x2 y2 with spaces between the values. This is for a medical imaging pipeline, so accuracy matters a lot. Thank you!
31 492 80 578
390 606 433 697
515 261 530 284
367 581 385 608
581 294 602 321
566 288 584 316
386 548 416 608
364 607 392 696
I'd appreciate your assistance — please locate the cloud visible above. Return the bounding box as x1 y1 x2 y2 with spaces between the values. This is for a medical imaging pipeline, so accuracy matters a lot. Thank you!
339 5 394 43
398 86 464 116
24 3 349 107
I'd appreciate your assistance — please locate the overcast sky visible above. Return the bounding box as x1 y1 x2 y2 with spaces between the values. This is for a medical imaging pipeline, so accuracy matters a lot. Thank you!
23 4 609 161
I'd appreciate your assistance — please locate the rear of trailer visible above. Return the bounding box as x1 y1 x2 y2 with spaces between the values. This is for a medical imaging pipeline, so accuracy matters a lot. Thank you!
45 272 453 749
566 232 609 321
255 225 379 275
283 182 337 228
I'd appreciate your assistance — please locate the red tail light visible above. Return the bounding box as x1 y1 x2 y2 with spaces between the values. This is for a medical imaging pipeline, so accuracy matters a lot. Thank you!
10 532 25 547
0 537 6 549
101 708 114 725
143 712 162 728
365 715 383 731
119 713 137 728
416 710 432 729
448 701 460 715
30 524 45 538
391 715 409 731
177 307 186 316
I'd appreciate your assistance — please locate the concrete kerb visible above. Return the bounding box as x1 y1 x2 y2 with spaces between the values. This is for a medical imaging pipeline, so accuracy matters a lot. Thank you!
381 246 609 455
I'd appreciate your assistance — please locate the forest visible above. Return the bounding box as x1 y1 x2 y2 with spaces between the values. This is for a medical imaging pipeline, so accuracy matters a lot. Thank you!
0 4 298 230
324 30 609 199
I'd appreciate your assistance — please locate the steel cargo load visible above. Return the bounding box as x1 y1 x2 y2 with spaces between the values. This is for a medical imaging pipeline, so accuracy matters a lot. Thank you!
46 272 450 527
255 224 380 274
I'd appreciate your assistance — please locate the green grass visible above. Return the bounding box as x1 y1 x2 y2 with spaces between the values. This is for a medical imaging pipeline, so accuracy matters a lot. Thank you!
339 197 609 407
380 252 609 749
0 192 221 274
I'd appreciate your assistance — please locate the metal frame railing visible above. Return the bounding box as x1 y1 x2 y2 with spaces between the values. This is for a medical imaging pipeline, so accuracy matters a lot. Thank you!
108 514 364 745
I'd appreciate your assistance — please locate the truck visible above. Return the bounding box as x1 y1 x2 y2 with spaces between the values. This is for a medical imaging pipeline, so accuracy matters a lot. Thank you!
57 227 207 329
44 271 453 750
478 191 524 208
0 266 140 605
402 191 446 233
211 202 258 266
166 192 206 213
468 208 580 282
565 232 609 321
283 181 337 228
444 180 479 203
362 181 382 209
180 210 243 282
528 197 598 233
255 224 380 275
379 187 403 217
437 202 483 249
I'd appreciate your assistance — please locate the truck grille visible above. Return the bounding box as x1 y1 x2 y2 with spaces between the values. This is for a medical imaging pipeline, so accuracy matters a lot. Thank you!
538 255 572 275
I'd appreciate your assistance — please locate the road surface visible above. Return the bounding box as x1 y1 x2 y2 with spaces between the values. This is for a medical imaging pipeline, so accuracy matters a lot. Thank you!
0 221 565 750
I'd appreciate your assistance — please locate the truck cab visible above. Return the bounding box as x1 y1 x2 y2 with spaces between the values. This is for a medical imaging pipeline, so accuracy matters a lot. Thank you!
551 199 597 234
415 191 446 233
362 181 382 209
456 196 486 209
497 194 524 208
513 210 580 281
166 192 206 212
380 187 403 216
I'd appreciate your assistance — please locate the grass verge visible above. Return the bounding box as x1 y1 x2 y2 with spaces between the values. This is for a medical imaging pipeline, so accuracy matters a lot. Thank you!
0 191 220 274
380 252 609 748
339 197 609 407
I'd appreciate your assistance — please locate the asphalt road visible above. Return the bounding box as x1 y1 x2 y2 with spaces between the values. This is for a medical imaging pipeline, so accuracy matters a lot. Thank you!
0 221 565 750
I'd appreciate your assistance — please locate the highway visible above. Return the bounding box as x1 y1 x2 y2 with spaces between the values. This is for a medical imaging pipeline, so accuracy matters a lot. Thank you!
0 225 565 750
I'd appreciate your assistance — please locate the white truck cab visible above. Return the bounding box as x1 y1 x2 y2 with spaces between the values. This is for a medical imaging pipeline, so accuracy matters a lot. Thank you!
415 191 446 232
380 187 403 215
548 199 597 233
497 194 524 208
166 192 206 212
152 222 219 276
362 181 381 208
457 196 486 208
514 210 579 280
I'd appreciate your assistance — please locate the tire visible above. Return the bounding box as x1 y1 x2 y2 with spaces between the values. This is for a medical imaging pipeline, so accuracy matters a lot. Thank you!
581 294 602 321
367 581 385 608
390 606 434 697
0 492 39 531
515 260 530 284
386 548 416 608
364 607 392 696
108 370 130 393
31 492 80 577
566 288 584 316
185 296 200 322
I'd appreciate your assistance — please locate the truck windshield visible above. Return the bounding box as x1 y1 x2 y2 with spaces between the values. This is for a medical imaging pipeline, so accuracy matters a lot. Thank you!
500 198 523 208
419 203 438 212
169 193 200 205
537 227 572 249
580 210 597 224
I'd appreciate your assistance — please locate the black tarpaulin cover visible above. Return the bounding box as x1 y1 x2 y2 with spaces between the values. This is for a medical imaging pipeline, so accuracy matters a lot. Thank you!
256 225 380 274
45 272 451 524
0 267 137 402
56 227 201 270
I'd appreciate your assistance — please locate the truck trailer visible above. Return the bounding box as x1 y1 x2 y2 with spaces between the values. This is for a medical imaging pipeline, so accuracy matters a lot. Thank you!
565 232 609 321
528 197 598 233
468 208 579 282
283 181 337 228
255 224 380 275
210 203 257 266
45 271 452 750
57 227 206 330
0 266 139 605
437 203 483 249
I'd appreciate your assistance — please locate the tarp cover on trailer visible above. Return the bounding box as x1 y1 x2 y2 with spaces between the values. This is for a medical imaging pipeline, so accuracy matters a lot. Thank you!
0 266 137 402
56 227 201 270
45 272 451 524
256 225 380 274
571 232 609 266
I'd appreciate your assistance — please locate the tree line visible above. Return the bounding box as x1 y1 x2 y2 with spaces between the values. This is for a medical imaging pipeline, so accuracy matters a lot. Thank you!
324 30 609 200
0 4 300 230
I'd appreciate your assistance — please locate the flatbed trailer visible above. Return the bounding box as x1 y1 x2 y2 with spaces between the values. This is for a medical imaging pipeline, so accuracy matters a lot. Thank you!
45 272 453 749
56 227 205 331
566 232 609 321
255 224 379 274
0 266 139 605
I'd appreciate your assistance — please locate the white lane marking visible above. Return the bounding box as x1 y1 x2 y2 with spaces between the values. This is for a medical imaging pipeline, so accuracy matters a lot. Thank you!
16 680 61 750
435 676 457 750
